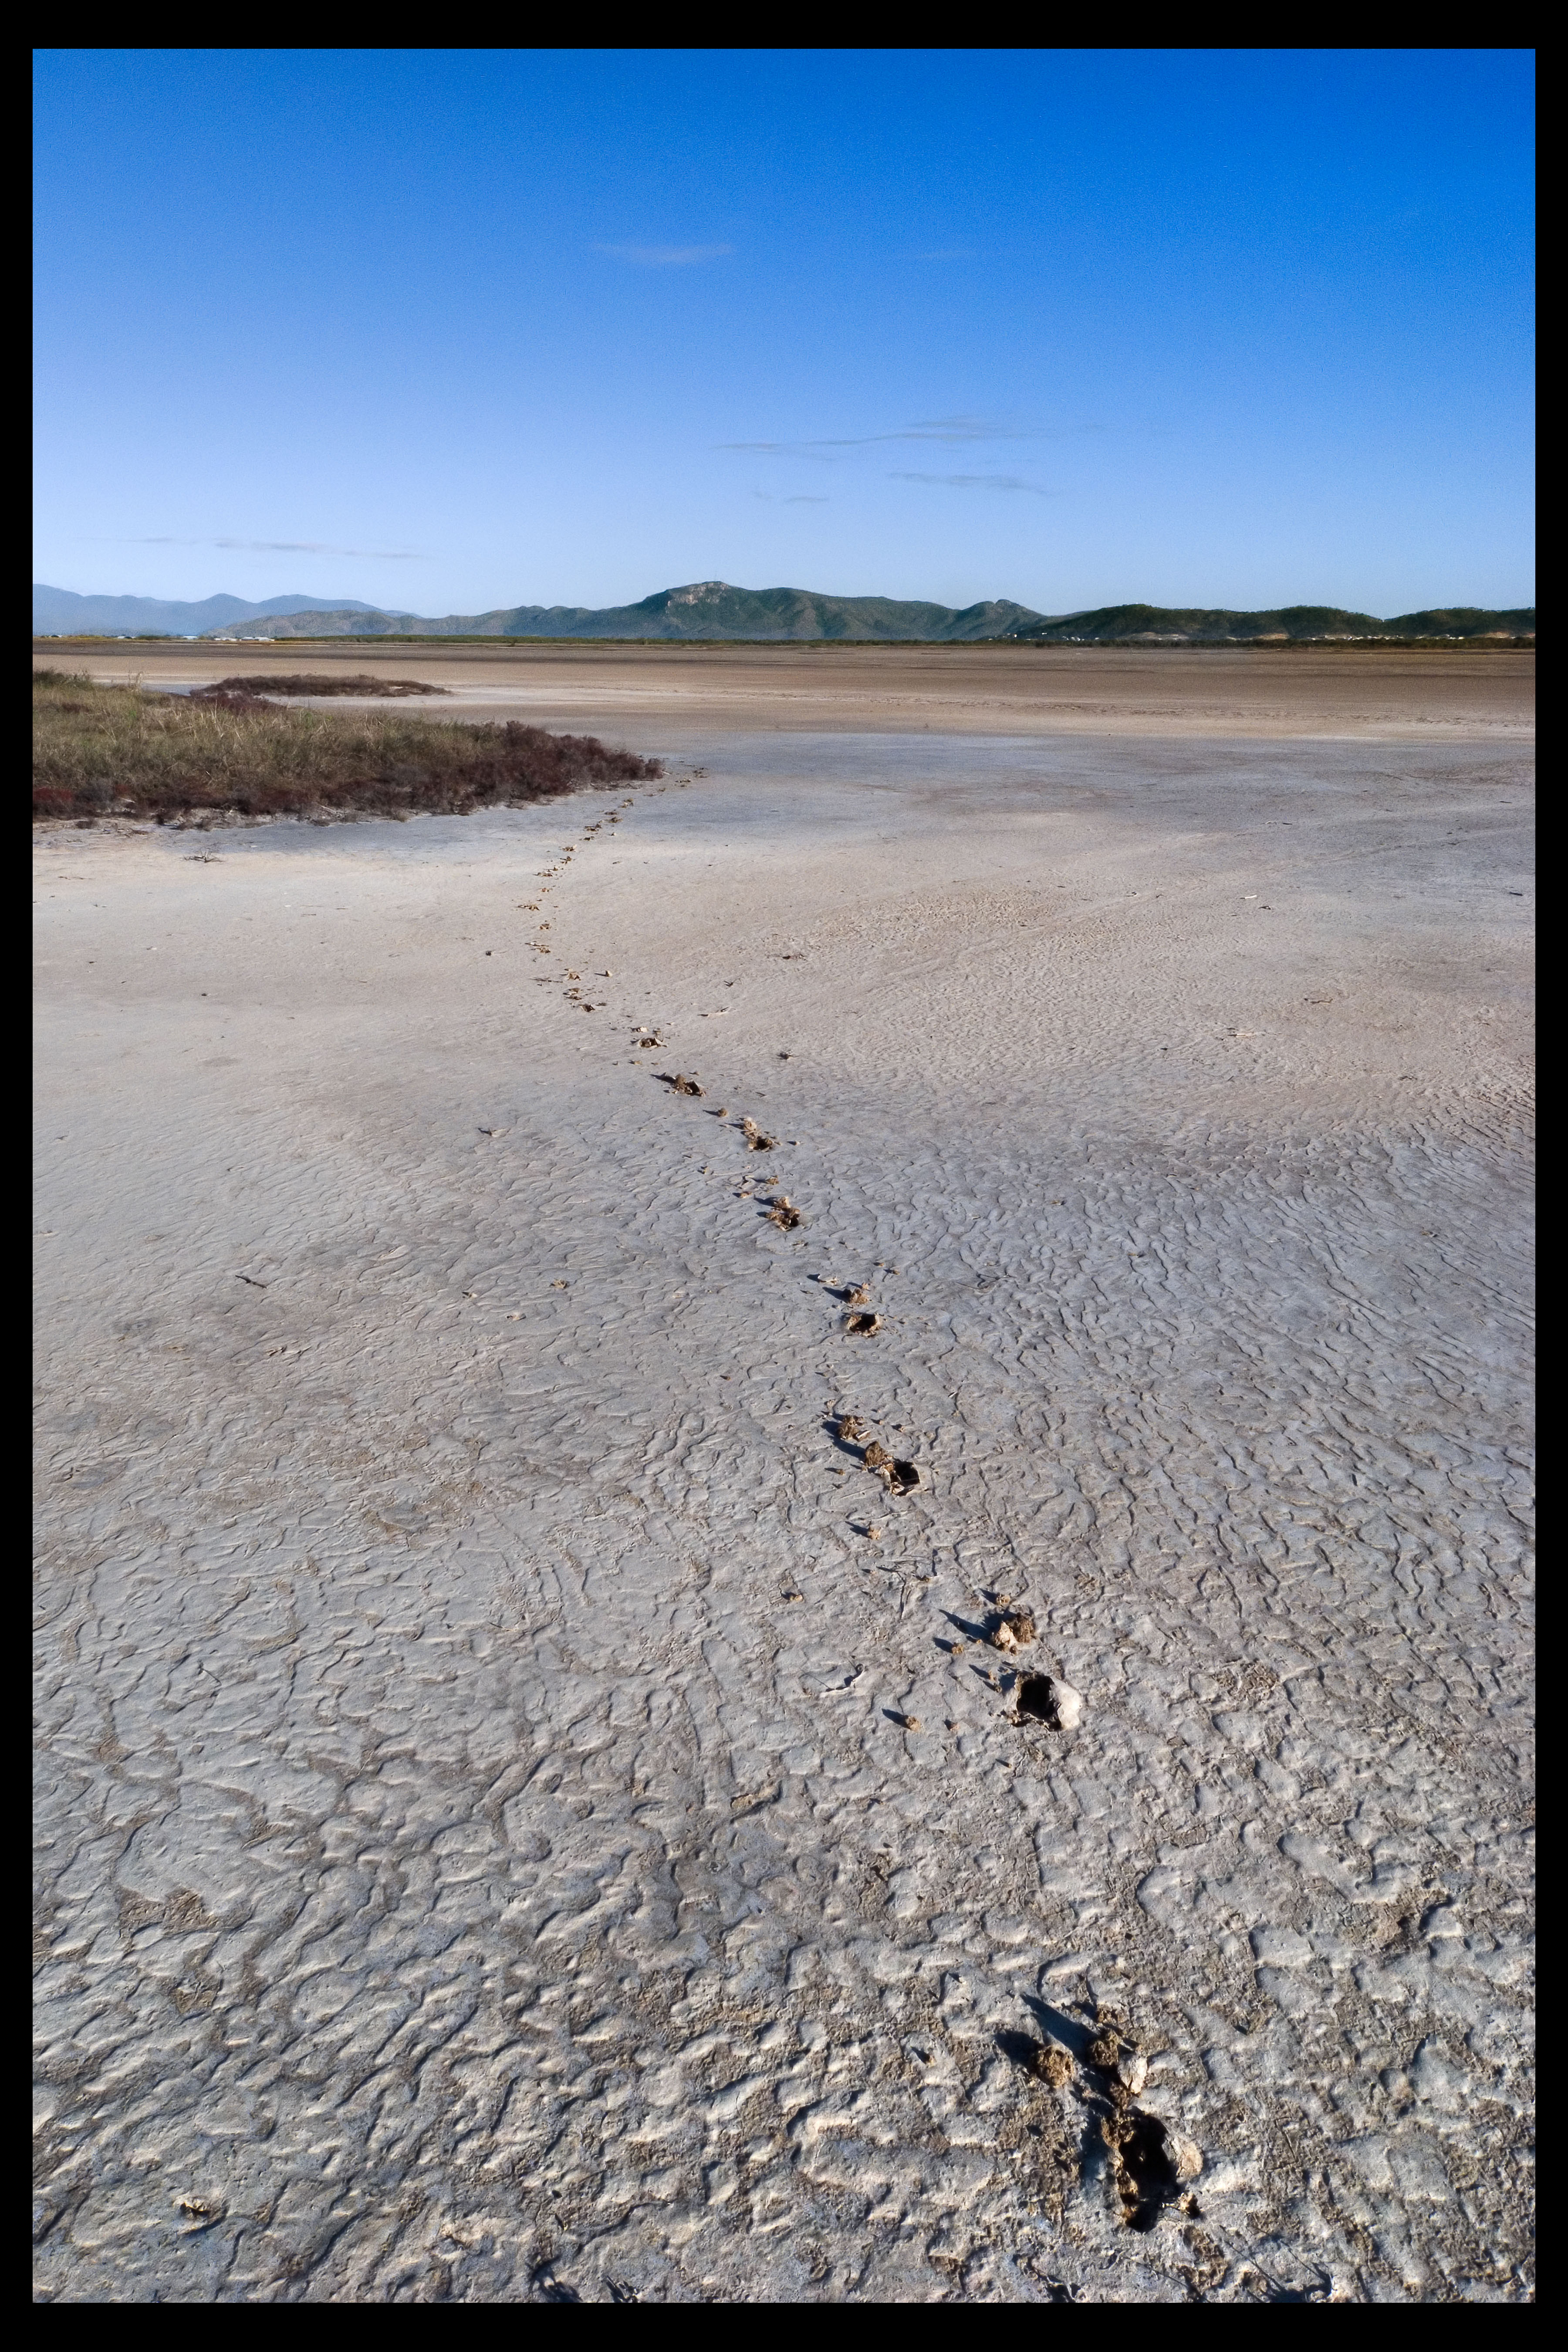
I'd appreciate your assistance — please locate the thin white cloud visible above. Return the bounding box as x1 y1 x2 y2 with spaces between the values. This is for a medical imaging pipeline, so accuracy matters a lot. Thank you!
905 417 1020 440
889 471 1049 496
719 416 1036 456
128 537 420 559
595 242 733 267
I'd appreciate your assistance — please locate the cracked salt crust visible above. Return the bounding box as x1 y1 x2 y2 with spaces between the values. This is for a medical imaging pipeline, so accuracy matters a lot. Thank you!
34 689 1533 2303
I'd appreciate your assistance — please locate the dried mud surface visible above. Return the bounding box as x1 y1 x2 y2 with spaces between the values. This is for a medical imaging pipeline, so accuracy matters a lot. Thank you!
40 638 1535 745
34 720 1533 2301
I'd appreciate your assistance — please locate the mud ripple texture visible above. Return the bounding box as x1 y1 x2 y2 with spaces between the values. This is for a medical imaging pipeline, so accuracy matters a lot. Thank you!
34 728 1533 2301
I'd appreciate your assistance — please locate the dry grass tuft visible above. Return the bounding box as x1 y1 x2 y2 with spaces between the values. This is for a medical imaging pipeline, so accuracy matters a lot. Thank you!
33 672 660 825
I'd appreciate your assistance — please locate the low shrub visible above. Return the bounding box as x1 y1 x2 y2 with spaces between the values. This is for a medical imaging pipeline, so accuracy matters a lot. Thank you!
199 673 450 698
33 672 661 823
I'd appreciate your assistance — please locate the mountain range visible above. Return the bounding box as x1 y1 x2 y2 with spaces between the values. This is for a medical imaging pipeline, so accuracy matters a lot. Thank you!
34 579 1534 644
211 581 1039 642
32 585 385 636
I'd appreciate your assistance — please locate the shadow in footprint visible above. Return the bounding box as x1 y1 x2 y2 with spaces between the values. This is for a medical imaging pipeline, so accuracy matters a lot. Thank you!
1076 2101 1114 2197
531 2263 581 2302
1022 1997 1096 2062
1111 2106 1193 2232
1253 2272 1334 2302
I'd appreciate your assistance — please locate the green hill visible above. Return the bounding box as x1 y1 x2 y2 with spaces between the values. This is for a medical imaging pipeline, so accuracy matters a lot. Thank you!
1382 607 1536 638
204 581 1045 643
1007 603 1534 642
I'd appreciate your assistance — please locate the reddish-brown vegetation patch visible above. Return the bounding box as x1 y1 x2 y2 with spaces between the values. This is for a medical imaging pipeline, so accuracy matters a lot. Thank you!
199 674 449 698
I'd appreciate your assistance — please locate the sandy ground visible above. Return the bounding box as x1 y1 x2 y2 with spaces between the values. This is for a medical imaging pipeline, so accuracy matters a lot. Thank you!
34 659 1534 2303
35 638 1537 745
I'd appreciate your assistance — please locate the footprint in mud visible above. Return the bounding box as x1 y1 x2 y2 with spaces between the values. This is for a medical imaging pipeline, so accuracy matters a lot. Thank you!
657 1072 704 1096
855 1436 924 1494
761 1195 803 1230
1020 2001 1203 2233
1084 2008 1201 2230
740 1117 778 1151
865 1444 921 1492
844 1311 882 1336
1014 1672 1084 1730
1101 2098 1202 2232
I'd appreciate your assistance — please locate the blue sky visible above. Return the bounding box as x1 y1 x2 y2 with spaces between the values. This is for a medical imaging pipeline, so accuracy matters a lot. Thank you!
33 49 1534 616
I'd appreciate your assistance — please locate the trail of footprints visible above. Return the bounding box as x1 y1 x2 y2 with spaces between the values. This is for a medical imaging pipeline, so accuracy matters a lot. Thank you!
516 779 1205 2225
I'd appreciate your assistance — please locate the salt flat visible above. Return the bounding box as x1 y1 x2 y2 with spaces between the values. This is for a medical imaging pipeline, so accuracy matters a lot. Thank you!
34 662 1534 2301
47 637 1535 742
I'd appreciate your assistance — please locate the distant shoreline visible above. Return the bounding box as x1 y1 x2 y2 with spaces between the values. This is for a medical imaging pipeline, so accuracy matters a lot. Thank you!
32 632 1536 652
33 581 1535 646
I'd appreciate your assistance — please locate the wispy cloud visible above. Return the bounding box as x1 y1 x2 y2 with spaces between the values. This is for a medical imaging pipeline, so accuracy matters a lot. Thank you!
903 417 1027 442
595 242 733 267
128 537 420 559
719 416 1037 456
888 471 1049 495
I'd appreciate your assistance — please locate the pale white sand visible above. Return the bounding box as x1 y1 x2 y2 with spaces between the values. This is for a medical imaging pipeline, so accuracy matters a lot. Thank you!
34 687 1534 2301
